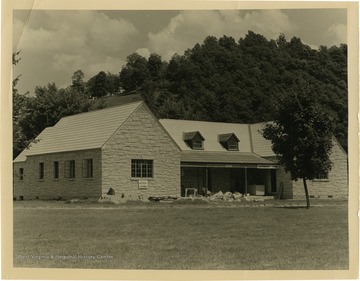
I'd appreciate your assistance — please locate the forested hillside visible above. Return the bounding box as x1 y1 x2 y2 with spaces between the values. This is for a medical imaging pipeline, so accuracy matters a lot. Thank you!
13 31 348 158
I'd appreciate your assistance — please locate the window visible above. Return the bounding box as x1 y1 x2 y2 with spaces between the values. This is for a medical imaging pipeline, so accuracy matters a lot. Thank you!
183 131 205 150
39 163 44 179
82 159 93 178
227 139 239 151
19 168 24 180
314 173 329 181
192 138 203 149
131 160 153 178
64 160 76 178
53 161 59 179
219 133 239 151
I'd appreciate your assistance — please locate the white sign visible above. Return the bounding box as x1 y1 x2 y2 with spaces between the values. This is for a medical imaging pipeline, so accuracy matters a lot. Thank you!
138 180 148 190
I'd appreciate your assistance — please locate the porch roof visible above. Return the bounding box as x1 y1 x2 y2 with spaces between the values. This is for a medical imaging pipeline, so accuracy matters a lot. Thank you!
180 151 276 165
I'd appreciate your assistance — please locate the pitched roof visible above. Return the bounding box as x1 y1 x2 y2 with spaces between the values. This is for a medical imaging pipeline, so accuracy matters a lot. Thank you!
160 119 277 165
249 123 276 157
14 101 143 161
218 133 239 143
159 119 252 152
183 131 205 141
14 127 55 162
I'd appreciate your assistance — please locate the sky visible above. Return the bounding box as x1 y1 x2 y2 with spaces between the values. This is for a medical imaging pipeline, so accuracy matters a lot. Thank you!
13 9 347 95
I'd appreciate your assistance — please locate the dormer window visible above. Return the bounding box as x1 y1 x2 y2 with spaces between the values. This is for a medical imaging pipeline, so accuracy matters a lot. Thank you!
183 131 205 150
219 133 239 151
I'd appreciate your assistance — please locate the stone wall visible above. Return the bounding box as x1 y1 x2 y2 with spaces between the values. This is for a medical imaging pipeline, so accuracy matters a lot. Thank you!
292 140 348 199
264 156 293 199
101 104 181 198
13 149 102 200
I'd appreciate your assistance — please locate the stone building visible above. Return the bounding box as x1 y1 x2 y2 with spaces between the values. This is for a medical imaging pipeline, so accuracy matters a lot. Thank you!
292 138 348 199
13 101 348 200
13 101 181 200
160 120 348 199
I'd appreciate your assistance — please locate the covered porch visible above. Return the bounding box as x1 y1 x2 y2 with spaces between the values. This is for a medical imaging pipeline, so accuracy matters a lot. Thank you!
181 165 278 197
180 151 280 197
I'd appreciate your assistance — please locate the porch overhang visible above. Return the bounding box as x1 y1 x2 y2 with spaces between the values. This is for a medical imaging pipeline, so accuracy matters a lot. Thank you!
180 151 278 168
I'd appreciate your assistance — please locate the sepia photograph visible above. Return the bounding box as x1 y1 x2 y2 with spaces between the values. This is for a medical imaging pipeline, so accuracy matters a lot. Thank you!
2 1 359 280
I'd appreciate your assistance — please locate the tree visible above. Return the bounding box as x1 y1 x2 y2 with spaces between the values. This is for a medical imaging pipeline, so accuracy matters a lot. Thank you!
18 83 96 152
261 84 334 209
119 53 150 92
87 71 109 98
71 70 86 95
105 72 121 96
13 51 30 159
147 53 163 82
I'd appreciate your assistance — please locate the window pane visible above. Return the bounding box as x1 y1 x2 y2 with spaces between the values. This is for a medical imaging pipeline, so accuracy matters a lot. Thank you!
39 163 44 179
131 160 136 177
82 159 93 178
71 160 75 178
88 159 93 177
131 159 153 178
65 160 75 178
136 162 141 177
54 161 59 179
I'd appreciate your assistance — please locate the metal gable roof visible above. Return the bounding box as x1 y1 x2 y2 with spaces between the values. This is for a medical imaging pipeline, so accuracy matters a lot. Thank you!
183 131 205 141
15 101 143 159
159 119 252 152
159 119 277 165
249 122 276 157
14 127 55 162
218 133 239 143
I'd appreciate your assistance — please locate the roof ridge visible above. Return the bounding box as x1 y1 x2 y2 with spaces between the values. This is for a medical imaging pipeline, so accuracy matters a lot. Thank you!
160 119 250 126
59 100 143 120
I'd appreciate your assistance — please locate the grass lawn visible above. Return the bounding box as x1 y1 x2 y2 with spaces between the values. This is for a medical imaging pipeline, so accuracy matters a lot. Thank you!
13 200 348 270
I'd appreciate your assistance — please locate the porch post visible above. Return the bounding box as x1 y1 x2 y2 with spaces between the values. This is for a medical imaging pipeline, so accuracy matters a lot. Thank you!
244 167 248 195
205 167 209 195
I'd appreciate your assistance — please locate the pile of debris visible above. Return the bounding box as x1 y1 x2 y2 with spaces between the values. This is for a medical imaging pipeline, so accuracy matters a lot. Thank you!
98 194 150 204
205 191 266 202
207 191 241 202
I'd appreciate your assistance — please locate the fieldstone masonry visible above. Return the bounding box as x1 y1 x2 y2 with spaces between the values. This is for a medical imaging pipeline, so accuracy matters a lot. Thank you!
292 139 348 199
101 105 181 198
13 102 348 201
13 149 101 200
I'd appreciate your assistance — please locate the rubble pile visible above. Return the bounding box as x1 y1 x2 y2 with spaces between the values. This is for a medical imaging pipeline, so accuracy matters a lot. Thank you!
208 191 244 202
205 191 266 202
98 194 149 204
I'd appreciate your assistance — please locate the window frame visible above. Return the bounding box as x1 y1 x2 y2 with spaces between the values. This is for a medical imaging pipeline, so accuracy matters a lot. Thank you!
313 172 329 182
131 159 153 178
53 161 59 179
39 162 44 179
192 138 204 150
82 159 93 178
227 138 239 151
64 160 76 179
19 168 24 180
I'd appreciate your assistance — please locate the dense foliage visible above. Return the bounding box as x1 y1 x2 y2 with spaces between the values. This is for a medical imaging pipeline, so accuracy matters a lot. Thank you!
262 83 335 208
119 32 347 150
12 59 103 158
13 31 348 159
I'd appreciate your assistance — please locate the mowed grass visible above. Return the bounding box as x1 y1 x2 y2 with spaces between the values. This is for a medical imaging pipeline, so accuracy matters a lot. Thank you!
13 201 348 270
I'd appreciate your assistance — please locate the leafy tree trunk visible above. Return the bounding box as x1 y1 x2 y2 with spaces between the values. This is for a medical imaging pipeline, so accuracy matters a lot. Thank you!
303 178 310 209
